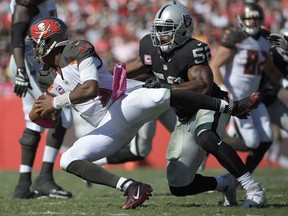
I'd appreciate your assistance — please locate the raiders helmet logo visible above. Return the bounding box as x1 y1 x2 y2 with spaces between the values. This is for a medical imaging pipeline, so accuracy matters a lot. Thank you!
183 14 192 28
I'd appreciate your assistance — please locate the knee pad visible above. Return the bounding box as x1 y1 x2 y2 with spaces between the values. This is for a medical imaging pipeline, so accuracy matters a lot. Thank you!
19 128 41 150
195 130 220 153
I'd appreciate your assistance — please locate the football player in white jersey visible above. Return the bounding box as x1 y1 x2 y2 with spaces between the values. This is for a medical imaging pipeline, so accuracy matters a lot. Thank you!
26 16 261 209
9 0 72 199
211 2 288 173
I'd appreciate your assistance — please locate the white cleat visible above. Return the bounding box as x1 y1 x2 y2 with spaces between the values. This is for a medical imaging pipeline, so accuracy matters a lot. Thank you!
242 184 267 208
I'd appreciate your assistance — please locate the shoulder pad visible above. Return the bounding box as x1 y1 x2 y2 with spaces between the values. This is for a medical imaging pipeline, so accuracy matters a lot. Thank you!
220 28 246 48
62 40 99 66
259 28 271 39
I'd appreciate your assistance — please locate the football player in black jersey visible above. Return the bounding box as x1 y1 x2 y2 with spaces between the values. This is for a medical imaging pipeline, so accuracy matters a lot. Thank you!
103 1 267 208
263 28 288 132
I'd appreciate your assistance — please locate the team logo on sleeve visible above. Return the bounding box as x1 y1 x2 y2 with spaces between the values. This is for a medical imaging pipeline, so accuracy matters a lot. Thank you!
144 54 152 65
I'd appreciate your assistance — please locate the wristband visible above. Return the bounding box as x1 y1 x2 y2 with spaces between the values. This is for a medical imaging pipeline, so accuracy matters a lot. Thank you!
53 92 71 109
219 84 228 92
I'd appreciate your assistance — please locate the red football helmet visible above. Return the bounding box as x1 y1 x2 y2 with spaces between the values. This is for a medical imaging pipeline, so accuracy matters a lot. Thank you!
237 2 264 36
26 17 69 63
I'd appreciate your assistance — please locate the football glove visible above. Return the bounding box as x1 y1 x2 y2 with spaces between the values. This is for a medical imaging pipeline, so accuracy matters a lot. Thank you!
280 78 288 89
143 77 172 89
267 33 288 51
14 67 32 97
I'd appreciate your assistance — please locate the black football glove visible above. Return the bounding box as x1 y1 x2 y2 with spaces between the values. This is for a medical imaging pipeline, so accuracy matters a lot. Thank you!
14 67 32 98
267 33 288 51
143 77 172 89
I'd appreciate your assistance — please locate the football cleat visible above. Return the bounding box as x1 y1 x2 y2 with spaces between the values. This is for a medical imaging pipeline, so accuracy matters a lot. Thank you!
230 92 261 119
221 173 239 207
122 181 153 209
242 184 267 208
13 181 34 199
31 174 72 199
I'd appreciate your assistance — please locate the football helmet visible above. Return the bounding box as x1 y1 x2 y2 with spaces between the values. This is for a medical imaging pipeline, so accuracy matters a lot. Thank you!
150 1 193 53
26 17 69 63
237 2 264 36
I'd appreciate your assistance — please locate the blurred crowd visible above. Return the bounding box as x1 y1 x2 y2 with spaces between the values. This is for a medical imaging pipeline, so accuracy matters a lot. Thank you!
1 0 288 96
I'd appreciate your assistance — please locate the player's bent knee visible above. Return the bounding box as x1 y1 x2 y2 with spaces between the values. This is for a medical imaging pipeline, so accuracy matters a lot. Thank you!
195 130 219 153
60 151 75 171
19 128 41 150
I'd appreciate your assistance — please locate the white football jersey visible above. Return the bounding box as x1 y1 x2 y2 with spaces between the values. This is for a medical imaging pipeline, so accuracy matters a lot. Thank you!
222 31 270 100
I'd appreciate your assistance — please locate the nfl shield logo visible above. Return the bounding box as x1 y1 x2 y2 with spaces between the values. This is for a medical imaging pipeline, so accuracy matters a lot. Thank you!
163 64 168 70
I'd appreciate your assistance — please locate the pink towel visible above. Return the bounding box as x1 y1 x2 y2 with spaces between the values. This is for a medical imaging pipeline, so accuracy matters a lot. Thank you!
112 63 127 101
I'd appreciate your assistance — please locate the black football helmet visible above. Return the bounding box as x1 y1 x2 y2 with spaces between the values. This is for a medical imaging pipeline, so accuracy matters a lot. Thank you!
237 2 264 36
26 17 69 63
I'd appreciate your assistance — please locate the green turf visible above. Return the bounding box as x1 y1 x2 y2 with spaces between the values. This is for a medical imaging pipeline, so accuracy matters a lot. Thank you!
1 168 287 215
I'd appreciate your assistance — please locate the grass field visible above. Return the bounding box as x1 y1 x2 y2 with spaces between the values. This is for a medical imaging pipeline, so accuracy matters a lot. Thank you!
1 167 288 216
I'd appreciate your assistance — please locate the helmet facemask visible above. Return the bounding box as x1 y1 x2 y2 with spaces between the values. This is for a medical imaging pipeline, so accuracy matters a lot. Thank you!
238 3 264 36
151 19 178 53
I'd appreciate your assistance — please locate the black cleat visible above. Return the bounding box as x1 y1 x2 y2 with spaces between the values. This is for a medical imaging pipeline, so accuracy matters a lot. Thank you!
122 181 153 209
31 174 72 199
231 92 261 119
13 181 34 199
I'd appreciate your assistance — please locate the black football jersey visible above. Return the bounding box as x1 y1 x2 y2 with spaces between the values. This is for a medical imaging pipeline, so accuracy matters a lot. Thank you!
139 34 227 119
139 34 210 84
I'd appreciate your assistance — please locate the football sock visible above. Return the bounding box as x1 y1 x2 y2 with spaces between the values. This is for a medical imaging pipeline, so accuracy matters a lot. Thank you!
169 174 217 196
46 124 66 149
245 142 272 173
66 160 120 188
42 146 58 163
119 178 134 192
170 89 228 113
237 172 257 190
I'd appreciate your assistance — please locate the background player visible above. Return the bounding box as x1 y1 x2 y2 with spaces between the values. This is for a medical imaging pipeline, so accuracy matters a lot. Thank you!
9 0 72 199
210 2 288 174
